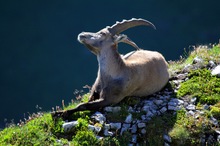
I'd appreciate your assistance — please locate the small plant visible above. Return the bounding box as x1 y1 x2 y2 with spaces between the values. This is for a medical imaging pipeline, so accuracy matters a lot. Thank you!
71 130 99 146
177 69 220 105
101 137 120 146
210 103 220 119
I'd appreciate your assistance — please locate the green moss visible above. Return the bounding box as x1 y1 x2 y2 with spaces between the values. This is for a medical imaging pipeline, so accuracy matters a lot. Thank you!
169 109 213 145
210 103 220 119
177 69 220 105
0 113 64 145
71 130 99 146
143 112 176 145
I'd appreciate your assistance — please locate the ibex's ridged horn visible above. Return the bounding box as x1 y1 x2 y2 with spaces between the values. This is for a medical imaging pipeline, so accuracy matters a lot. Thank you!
108 18 156 35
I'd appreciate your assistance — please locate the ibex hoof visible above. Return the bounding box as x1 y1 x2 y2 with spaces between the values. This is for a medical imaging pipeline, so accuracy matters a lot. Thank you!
51 110 70 121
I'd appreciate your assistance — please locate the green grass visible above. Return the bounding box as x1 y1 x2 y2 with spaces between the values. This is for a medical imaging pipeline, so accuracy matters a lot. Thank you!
177 69 220 104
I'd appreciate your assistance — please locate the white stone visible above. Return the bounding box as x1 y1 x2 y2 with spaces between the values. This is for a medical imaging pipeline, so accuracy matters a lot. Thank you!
190 97 197 104
131 124 137 133
96 136 103 140
177 73 187 80
104 124 110 130
210 117 219 126
154 99 163 106
120 123 131 135
208 60 215 68
163 134 172 143
88 124 102 133
137 122 146 128
193 56 203 64
146 111 154 118
211 65 220 77
141 128 147 134
188 110 195 116
104 129 113 136
168 105 176 111
104 106 121 113
142 105 150 112
110 123 121 130
160 107 167 113
141 115 147 120
131 134 137 143
186 104 196 111
91 112 106 124
62 121 78 132
125 114 133 123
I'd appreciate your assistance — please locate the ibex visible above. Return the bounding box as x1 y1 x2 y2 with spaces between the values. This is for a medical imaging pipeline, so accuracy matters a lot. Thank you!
52 18 169 120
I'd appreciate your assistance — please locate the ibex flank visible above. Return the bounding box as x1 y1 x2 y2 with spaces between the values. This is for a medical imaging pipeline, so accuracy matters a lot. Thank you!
52 18 169 120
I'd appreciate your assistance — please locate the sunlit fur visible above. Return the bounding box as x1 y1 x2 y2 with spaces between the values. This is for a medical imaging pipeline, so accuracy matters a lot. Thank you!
53 19 169 119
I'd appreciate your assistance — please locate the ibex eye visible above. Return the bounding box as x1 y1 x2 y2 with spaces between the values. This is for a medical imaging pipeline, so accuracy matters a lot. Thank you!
100 32 106 36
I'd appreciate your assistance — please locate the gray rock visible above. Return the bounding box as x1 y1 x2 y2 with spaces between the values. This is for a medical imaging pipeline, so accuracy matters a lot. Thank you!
168 105 177 111
125 114 133 123
186 104 196 111
104 129 113 136
208 60 216 68
217 135 220 143
154 99 163 106
110 123 121 130
104 106 121 113
193 56 203 64
163 134 172 143
183 64 193 73
137 122 146 128
131 134 137 143
211 65 220 77
164 142 170 146
120 123 131 135
141 128 147 134
188 110 195 116
215 129 220 135
203 104 210 110
176 73 187 80
168 101 177 107
210 117 219 126
142 105 150 112
141 115 147 121
160 107 167 113
62 121 78 132
104 124 110 130
91 111 106 124
190 97 197 104
96 136 103 140
131 124 137 133
146 111 154 118
88 124 102 133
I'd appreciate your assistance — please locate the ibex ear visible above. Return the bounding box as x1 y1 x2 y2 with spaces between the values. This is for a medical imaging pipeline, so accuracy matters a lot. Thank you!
114 34 141 50
114 34 128 43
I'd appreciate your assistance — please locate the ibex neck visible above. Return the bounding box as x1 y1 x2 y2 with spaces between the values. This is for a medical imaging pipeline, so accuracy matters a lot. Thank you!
97 45 125 78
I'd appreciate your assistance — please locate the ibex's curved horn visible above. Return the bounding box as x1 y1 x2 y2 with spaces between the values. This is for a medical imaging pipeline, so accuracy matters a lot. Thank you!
108 18 156 35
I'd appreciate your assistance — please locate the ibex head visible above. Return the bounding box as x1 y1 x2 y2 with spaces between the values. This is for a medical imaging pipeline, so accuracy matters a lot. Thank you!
77 18 156 55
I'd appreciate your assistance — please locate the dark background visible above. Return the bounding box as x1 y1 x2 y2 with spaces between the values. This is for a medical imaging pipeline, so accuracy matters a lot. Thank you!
0 0 220 128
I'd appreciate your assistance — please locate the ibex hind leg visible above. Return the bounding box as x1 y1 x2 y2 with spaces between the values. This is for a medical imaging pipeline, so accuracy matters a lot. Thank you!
88 91 100 102
52 98 112 121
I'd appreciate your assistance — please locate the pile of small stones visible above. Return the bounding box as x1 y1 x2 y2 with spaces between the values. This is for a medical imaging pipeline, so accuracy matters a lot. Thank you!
62 57 220 146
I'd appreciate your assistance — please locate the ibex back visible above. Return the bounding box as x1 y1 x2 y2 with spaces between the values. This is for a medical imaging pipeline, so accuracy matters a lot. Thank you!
52 18 169 120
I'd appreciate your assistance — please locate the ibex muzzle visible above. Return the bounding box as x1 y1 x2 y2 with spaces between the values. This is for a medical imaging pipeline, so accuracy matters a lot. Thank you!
52 18 169 120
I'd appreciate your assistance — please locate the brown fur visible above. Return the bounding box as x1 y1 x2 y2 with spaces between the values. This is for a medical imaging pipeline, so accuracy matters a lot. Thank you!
52 20 169 120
